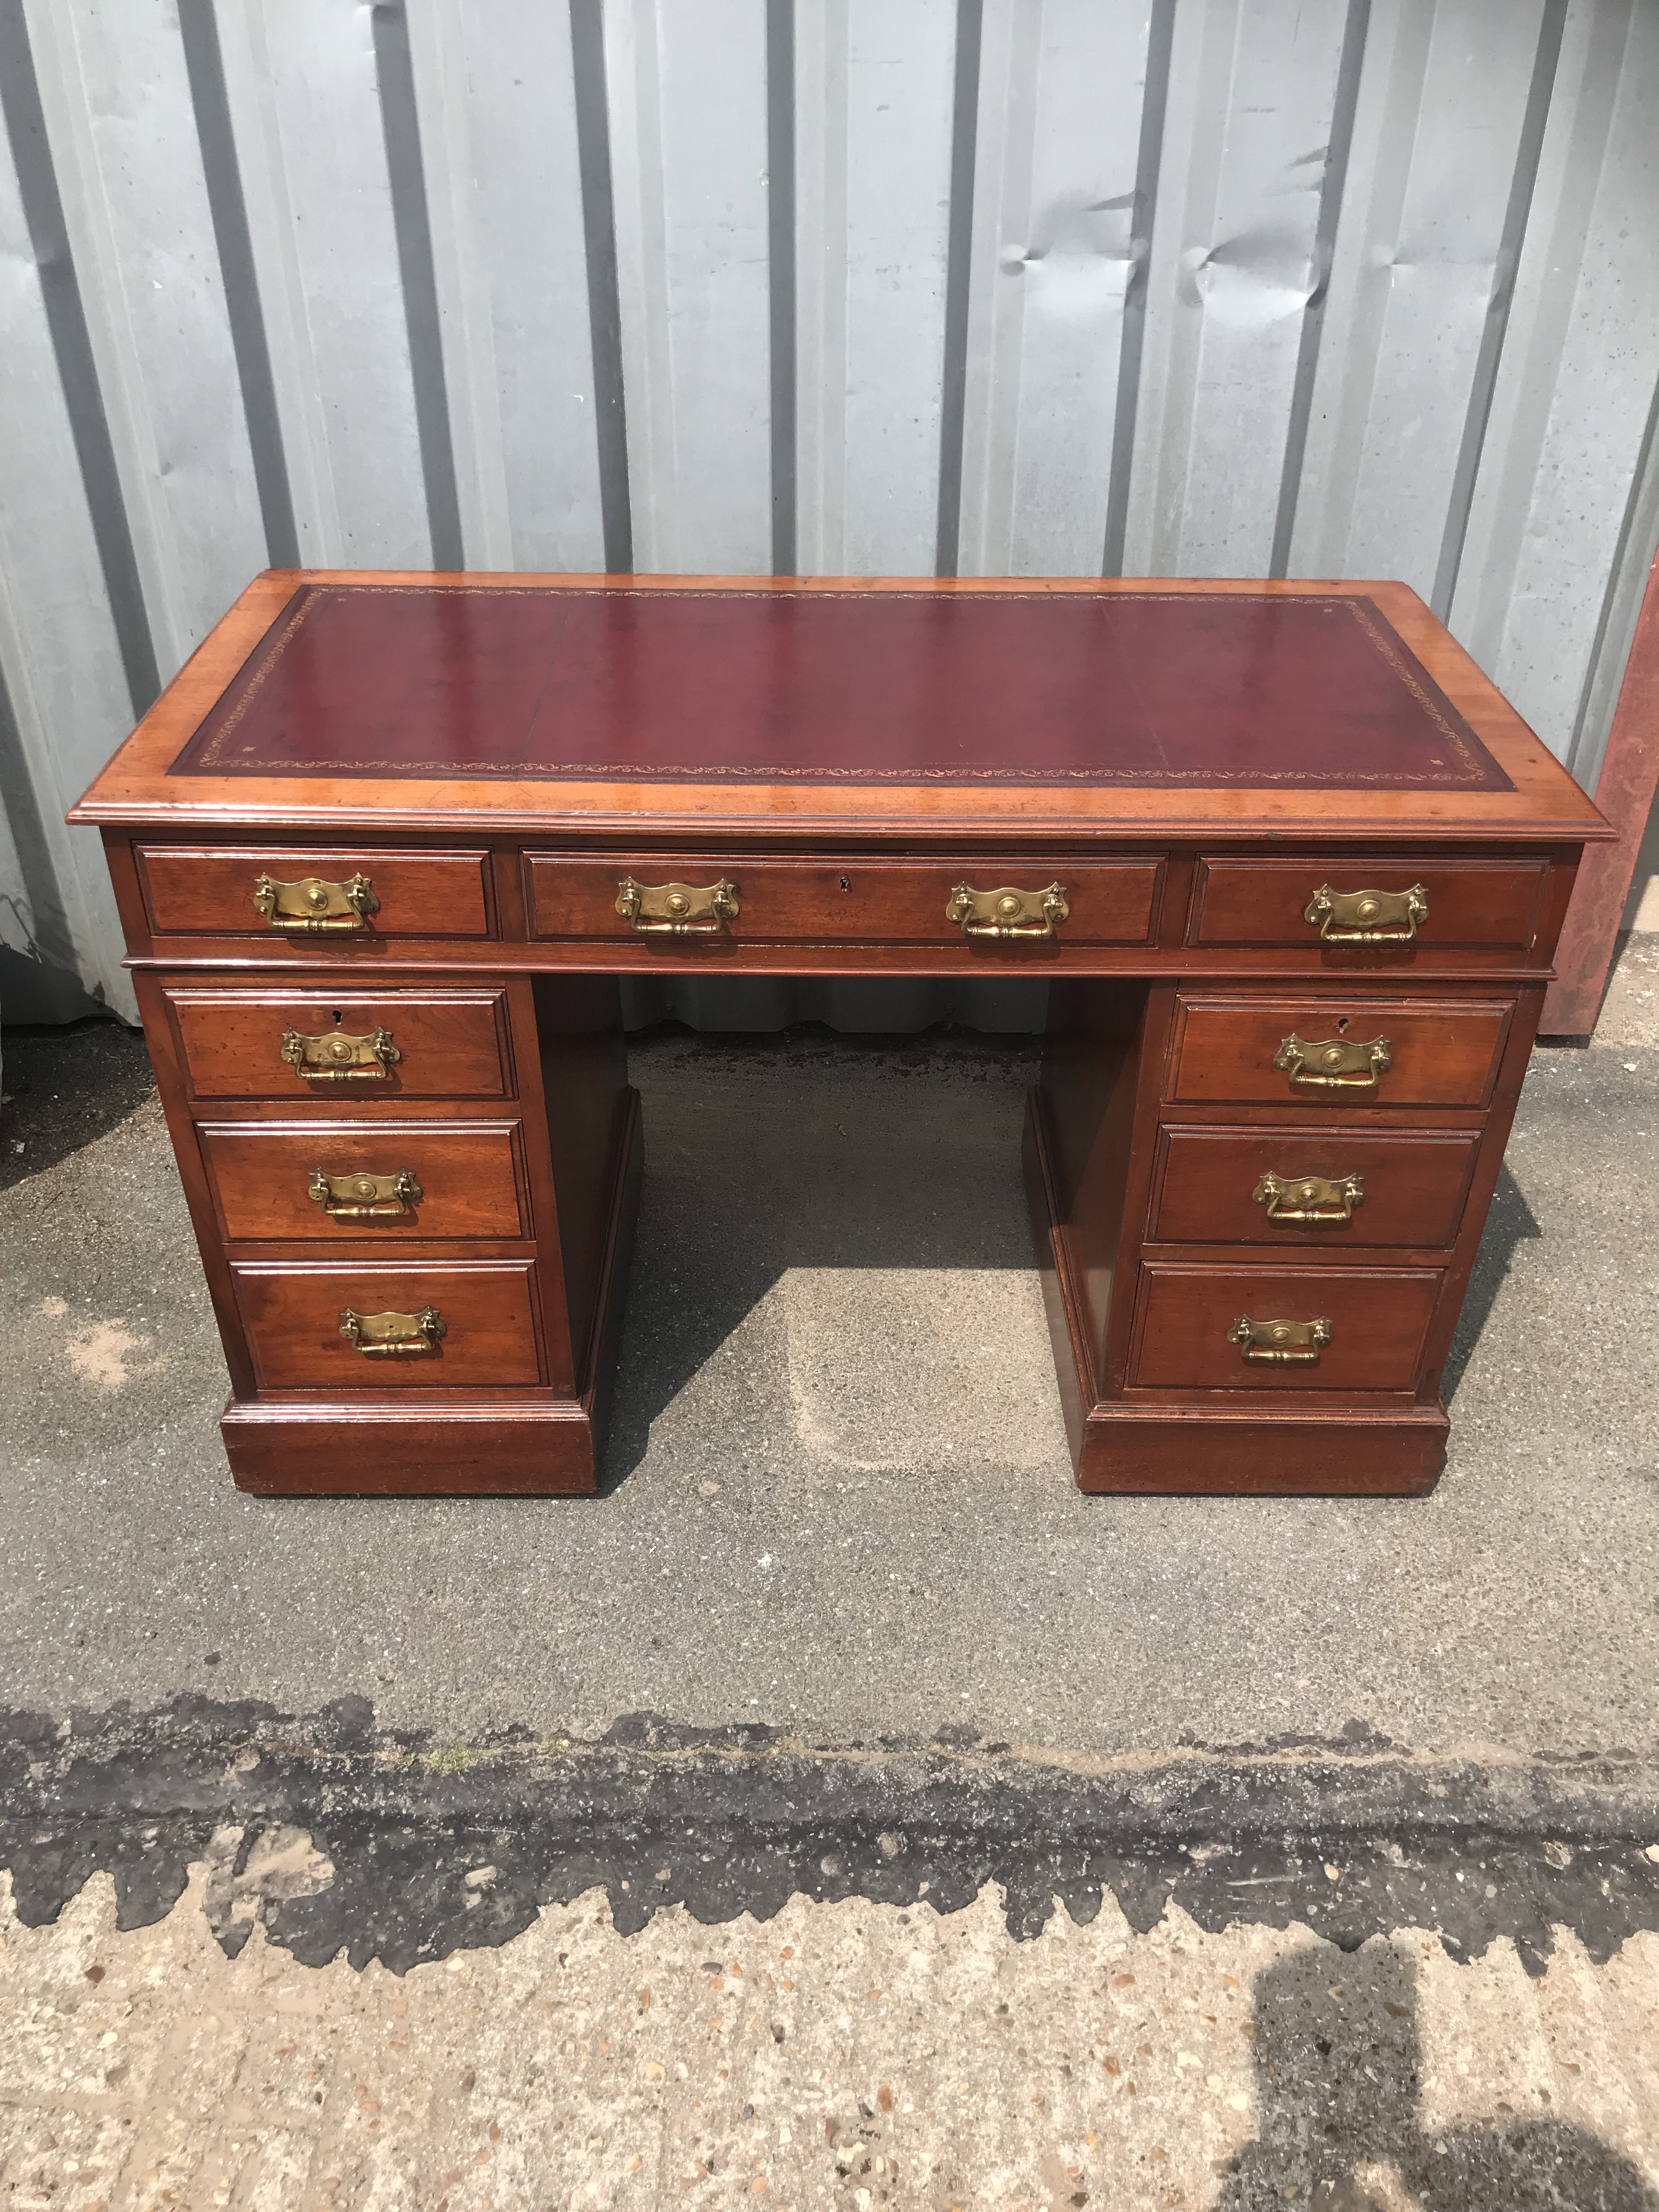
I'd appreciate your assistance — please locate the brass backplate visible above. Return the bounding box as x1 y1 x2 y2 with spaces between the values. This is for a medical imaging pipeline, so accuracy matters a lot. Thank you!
945 882 1069 939
254 871 379 932
616 877 740 934
1227 1314 1333 1364
1252 1170 1364 1223
308 1167 422 1219
280 1026 401 1082
338 1306 446 1355
1302 883 1427 944
1273 1033 1391 1090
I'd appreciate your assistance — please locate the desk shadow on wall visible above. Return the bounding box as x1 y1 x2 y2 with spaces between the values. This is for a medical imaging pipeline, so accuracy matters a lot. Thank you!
599 1020 1053 1491
1216 1942 1656 2210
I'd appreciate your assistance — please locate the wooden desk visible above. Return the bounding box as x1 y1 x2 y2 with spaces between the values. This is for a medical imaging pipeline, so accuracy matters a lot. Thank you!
71 571 1608 1498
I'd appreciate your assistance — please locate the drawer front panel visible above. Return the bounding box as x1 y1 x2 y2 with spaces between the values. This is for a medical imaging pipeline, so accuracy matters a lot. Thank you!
138 846 493 938
1131 1265 1441 1392
1169 996 1513 1108
1150 1128 1480 1248
200 1120 528 1240
1189 856 1549 950
234 1261 543 1388
166 988 513 1101
527 854 1163 946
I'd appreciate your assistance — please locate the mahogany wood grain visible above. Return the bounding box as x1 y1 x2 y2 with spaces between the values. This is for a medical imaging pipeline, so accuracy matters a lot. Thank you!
1167 994 1515 1108
137 844 493 938
532 975 634 1380
163 985 514 1101
233 1259 544 1389
1071 1405 1448 1495
526 851 1163 946
1128 1263 1441 1392
198 1119 529 1241
222 1399 599 1495
1188 855 1549 950
1148 1127 1480 1249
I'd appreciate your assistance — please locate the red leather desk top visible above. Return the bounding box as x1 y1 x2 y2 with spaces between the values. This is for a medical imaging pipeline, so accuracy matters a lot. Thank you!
171 582 1510 792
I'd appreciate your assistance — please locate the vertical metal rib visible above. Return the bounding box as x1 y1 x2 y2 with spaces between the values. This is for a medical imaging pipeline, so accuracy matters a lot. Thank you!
767 0 798 578
1567 363 1659 791
569 0 633 574
1269 0 1373 580
1431 0 1568 621
1102 0 1176 578
934 0 984 579
370 0 464 570
0 0 159 716
176 0 299 569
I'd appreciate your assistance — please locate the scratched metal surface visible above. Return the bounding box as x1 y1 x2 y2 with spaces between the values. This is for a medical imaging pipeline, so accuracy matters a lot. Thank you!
1 0 1656 1024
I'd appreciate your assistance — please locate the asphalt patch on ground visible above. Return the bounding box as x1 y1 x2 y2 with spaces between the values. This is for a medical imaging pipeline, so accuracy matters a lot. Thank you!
5 1697 1659 1977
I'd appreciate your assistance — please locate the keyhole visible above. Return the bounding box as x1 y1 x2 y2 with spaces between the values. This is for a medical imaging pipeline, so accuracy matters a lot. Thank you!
839 874 850 891
1336 1017 1348 1034
332 1009 343 1025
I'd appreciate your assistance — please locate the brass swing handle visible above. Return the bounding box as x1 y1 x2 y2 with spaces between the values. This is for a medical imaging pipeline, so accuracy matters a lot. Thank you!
1228 1314 1332 1365
255 872 379 933
617 877 740 935
946 883 1069 940
309 1168 422 1220
1252 1170 1364 1224
280 1026 401 1082
339 1306 446 1357
1303 883 1427 944
1273 1033 1391 1092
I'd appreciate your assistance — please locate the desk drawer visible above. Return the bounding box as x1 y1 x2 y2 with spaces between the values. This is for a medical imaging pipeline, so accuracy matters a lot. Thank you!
1131 1265 1440 1392
1168 995 1513 1108
138 845 493 938
165 987 513 1101
1149 1127 1480 1249
1189 856 1549 951
526 853 1163 947
233 1260 544 1389
200 1120 529 1240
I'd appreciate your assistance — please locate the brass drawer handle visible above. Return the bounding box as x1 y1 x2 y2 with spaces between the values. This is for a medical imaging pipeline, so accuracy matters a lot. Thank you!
280 1026 401 1083
338 1305 446 1356
1252 1171 1364 1224
616 876 740 935
255 872 379 933
1302 883 1427 944
1273 1032 1391 1091
946 882 1069 940
309 1169 422 1220
1228 1314 1332 1365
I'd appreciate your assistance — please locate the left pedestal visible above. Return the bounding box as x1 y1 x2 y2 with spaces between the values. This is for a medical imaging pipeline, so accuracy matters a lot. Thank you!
137 968 640 1496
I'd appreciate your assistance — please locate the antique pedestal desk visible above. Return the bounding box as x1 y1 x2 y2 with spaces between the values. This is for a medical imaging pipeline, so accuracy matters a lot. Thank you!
70 571 1609 1499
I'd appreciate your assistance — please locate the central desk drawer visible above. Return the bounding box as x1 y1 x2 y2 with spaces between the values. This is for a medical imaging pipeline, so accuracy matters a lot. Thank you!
1168 995 1514 1108
233 1260 544 1388
164 987 513 1102
200 1120 529 1240
1130 1265 1440 1392
1149 1127 1480 1248
138 845 493 939
526 853 1163 946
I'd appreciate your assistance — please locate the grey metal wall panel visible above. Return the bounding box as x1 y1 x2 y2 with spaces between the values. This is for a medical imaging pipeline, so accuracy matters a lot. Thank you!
3 0 1657 1025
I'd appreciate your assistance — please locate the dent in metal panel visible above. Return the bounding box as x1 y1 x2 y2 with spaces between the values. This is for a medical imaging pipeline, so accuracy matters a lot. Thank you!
1124 0 1353 575
0 111 137 1016
605 0 771 574
1451 0 1659 763
956 0 1154 578
796 0 958 574
20 0 268 678
405 0 606 572
211 0 431 567
1290 0 1550 598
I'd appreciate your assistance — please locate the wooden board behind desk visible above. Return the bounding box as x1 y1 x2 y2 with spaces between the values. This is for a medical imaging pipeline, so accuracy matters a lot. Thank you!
70 572 1610 1497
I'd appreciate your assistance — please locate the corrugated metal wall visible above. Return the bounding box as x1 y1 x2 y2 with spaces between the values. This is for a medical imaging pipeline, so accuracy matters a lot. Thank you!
2 0 1657 1029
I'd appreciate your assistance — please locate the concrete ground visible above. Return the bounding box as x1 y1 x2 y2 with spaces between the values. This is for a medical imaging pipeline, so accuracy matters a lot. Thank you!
1 933 1657 2207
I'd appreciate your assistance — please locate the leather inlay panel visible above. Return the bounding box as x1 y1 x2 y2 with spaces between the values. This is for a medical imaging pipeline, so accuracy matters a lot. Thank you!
171 583 1513 791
